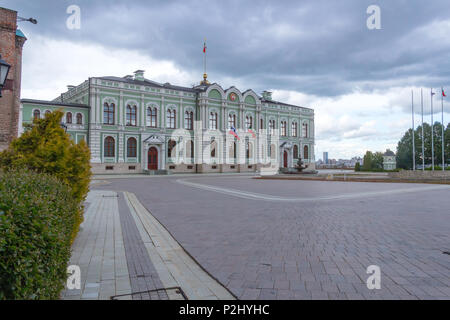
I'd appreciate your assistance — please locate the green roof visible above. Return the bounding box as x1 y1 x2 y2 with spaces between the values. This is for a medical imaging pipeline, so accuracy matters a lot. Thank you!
16 29 26 38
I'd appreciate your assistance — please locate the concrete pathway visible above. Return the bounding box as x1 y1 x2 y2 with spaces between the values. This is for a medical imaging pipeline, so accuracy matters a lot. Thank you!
61 189 234 300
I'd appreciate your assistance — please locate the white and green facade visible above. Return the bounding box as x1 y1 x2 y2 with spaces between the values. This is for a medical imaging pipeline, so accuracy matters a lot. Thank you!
20 71 315 174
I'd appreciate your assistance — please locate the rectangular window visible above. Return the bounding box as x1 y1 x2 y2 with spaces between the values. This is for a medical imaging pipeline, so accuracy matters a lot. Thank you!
167 109 176 129
209 112 217 130
147 107 157 127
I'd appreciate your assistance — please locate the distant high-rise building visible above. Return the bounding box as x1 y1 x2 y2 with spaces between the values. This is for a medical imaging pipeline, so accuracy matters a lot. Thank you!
323 152 328 164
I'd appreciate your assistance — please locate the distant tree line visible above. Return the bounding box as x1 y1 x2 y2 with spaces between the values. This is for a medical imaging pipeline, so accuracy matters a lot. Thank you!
396 122 450 170
358 151 384 171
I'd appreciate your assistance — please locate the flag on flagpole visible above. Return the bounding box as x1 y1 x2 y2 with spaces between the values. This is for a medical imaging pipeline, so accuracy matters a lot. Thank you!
442 89 446 97
248 129 256 138
229 126 240 140
203 41 207 53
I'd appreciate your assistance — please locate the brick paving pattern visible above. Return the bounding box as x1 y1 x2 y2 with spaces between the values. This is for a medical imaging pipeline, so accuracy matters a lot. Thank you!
99 176 450 300
61 190 131 299
117 192 168 300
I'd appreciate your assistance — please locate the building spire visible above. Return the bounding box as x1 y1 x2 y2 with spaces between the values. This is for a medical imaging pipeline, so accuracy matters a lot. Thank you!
201 39 209 85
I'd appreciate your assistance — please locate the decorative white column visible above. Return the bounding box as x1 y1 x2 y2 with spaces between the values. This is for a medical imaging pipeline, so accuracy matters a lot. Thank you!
161 143 166 170
119 91 124 126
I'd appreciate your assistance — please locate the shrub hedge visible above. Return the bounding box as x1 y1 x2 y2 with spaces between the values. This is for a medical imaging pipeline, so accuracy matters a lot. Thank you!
0 110 91 241
0 170 79 299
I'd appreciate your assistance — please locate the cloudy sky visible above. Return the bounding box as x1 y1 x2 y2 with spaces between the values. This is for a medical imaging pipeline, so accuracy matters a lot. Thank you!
4 0 450 160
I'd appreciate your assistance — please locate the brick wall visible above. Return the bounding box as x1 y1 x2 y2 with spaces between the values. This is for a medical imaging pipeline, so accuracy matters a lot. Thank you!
0 7 26 151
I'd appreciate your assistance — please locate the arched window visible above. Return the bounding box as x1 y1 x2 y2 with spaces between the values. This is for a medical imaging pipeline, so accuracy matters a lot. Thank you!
33 109 41 120
304 145 309 160
167 109 176 129
292 122 298 137
210 139 217 158
209 112 218 130
228 113 236 129
293 145 299 159
186 140 194 158
245 116 253 130
45 110 51 116
269 120 275 135
185 110 193 130
246 141 253 159
76 113 83 125
66 112 72 124
104 102 115 125
168 139 176 158
302 122 308 138
104 136 115 157
126 105 137 126
127 137 137 158
147 107 157 127
281 121 287 136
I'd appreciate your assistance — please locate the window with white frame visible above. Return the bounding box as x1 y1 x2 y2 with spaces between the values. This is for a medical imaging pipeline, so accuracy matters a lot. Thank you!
147 107 157 127
66 112 72 124
209 112 218 130
302 122 308 138
126 105 137 126
292 122 298 137
167 108 176 129
269 120 275 135
185 110 193 130
76 113 83 125
103 103 115 125
281 121 287 136
245 115 253 130
228 113 236 129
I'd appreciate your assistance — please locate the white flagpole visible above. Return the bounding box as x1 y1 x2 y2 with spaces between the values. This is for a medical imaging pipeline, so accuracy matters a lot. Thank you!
431 88 435 171
411 90 416 170
421 89 425 171
442 87 445 171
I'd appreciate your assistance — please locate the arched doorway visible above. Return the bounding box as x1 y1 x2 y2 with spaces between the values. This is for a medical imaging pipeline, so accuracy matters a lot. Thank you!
148 147 158 170
283 150 288 168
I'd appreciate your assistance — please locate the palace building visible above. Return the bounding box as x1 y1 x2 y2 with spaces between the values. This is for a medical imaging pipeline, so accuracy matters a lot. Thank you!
20 70 315 174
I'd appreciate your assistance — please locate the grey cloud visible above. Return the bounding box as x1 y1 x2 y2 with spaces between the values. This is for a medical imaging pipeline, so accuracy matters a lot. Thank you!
5 0 450 96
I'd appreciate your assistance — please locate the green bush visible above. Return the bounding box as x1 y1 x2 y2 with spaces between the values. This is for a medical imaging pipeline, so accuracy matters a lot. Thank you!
425 166 450 171
0 170 79 300
0 110 91 241
354 162 361 172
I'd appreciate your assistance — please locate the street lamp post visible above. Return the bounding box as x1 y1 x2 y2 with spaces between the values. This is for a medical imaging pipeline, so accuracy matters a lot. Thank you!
0 54 11 98
60 123 68 132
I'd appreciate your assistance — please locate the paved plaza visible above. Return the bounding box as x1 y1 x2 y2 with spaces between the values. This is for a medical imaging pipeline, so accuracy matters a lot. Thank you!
71 174 450 300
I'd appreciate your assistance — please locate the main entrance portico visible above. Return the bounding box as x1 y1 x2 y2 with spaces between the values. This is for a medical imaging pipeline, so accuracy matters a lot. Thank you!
148 147 158 170
143 134 165 171
280 141 293 169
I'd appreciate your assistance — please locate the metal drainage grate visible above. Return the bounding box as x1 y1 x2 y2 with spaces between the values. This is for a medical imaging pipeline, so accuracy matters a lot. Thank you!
110 287 187 300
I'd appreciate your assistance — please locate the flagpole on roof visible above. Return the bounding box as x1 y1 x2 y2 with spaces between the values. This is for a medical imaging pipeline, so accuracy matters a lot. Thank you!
202 38 208 84
431 88 435 171
442 87 445 171
411 90 416 170
421 88 425 171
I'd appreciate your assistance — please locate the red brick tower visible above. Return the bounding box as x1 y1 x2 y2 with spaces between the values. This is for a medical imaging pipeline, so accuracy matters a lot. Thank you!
0 7 26 151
